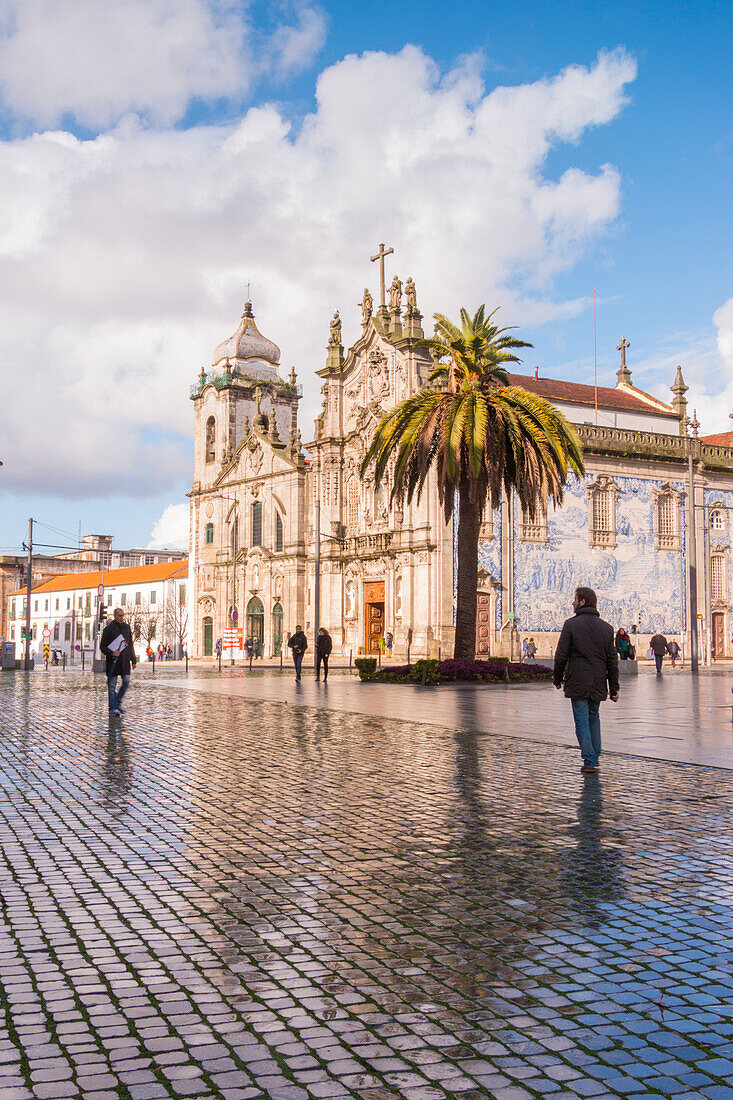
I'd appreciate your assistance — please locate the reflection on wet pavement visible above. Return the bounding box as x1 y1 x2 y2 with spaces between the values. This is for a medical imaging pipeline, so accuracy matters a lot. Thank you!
0 671 731 1099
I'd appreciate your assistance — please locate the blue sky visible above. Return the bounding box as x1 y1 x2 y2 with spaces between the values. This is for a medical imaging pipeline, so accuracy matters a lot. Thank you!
0 0 730 553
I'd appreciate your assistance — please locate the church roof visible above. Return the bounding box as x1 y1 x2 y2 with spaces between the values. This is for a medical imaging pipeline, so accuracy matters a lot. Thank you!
508 373 677 417
702 431 733 447
212 302 281 371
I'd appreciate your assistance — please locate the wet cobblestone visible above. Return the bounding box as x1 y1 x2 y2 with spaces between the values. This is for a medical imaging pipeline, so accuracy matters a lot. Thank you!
0 672 732 1098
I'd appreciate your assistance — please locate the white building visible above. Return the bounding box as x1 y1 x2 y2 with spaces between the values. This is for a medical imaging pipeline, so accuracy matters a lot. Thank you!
6 561 189 664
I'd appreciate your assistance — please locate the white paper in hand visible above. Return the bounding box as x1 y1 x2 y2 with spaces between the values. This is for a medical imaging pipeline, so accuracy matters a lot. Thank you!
108 633 127 654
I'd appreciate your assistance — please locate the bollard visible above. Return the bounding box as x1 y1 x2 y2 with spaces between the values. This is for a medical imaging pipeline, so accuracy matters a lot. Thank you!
62 653 66 671
45 659 48 671
81 649 85 671
151 654 155 674
185 654 189 673
280 650 283 670
349 649 352 671
218 652 222 673
407 644 411 667
438 646 441 662
378 649 381 669
249 653 253 672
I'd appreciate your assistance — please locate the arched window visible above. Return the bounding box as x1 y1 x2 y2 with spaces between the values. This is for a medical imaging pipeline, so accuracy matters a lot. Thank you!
202 616 213 656
246 596 265 650
205 416 216 463
204 522 214 545
230 517 239 558
275 511 283 553
347 478 359 529
711 508 726 531
252 501 262 547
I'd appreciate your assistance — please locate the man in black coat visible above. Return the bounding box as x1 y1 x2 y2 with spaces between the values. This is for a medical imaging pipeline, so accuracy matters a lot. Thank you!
100 607 137 716
287 625 308 682
553 587 619 773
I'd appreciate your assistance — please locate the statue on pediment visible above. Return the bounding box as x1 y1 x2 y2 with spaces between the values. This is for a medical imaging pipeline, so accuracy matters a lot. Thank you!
360 288 373 326
405 276 417 314
329 311 342 346
389 275 402 313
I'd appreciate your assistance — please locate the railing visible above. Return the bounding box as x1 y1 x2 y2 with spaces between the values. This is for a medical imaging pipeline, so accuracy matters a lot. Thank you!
348 532 393 554
190 370 303 398
576 425 733 470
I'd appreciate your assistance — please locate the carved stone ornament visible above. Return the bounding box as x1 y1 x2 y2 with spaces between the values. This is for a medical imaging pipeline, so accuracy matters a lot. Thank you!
199 596 215 614
250 445 263 474
368 349 389 403
205 502 214 518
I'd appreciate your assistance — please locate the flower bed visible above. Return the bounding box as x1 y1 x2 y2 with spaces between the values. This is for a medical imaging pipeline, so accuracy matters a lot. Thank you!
355 656 552 685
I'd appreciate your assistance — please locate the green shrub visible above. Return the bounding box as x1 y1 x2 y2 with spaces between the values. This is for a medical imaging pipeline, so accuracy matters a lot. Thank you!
412 658 440 685
354 657 377 680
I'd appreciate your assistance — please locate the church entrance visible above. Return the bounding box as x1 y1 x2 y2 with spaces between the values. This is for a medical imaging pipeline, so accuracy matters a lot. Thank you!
476 592 491 656
202 616 213 657
712 612 725 658
246 596 265 652
364 580 385 655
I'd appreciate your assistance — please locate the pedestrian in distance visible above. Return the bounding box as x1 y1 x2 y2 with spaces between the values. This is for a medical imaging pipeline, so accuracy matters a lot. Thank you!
526 637 537 660
666 638 680 668
650 630 668 675
215 637 222 659
615 627 631 660
385 630 393 657
553 587 619 774
521 637 528 661
100 608 137 717
288 625 308 682
244 637 252 659
316 627 332 682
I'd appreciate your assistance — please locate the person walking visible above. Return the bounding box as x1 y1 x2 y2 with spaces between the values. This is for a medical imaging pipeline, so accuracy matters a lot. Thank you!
615 627 631 660
553 587 619 774
667 638 680 668
288 625 308 682
521 637 528 661
385 631 393 658
100 607 137 717
650 630 668 675
526 637 537 660
215 637 222 660
316 627 332 682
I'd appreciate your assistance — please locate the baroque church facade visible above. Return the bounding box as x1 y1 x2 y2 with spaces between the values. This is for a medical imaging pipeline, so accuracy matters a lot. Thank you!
189 257 733 662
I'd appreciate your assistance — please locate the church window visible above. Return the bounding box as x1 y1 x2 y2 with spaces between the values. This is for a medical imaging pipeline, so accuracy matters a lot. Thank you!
275 511 283 553
587 475 619 549
711 508 726 532
347 478 359 529
252 502 262 547
231 517 239 557
711 555 726 601
204 522 214 545
518 498 548 544
653 483 682 551
205 416 216 464
64 622 70 641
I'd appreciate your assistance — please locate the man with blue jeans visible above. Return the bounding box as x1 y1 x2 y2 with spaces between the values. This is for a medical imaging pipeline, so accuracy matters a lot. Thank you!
287 625 308 683
554 587 619 773
100 608 137 716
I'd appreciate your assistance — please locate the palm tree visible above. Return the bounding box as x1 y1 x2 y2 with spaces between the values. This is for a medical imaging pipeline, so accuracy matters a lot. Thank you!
361 306 584 661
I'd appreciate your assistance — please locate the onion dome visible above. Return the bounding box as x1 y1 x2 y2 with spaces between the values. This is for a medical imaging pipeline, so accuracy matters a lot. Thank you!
212 302 281 378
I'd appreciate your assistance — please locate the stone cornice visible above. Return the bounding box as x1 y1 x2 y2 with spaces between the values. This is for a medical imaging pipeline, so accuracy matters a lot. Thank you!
576 425 733 472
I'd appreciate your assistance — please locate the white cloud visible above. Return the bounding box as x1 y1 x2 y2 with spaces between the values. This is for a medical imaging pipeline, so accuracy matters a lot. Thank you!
640 299 733 435
148 502 190 549
0 45 637 497
0 0 326 129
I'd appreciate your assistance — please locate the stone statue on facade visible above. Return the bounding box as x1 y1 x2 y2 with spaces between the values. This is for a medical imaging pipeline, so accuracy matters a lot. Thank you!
388 275 402 313
329 311 342 345
404 277 417 314
360 288 373 326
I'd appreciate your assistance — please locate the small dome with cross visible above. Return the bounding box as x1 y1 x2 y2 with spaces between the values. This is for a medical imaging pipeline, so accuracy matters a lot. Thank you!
212 302 281 379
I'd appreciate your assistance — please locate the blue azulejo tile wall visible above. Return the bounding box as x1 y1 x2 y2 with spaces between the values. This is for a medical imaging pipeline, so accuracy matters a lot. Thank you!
513 475 686 635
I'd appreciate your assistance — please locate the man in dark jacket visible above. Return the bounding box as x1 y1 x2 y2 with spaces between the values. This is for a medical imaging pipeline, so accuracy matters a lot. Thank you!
554 587 619 773
650 631 668 676
100 608 137 716
315 628 332 682
287 625 308 682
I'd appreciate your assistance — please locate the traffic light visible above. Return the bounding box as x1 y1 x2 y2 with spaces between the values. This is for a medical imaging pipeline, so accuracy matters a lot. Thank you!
43 644 49 662
99 603 107 622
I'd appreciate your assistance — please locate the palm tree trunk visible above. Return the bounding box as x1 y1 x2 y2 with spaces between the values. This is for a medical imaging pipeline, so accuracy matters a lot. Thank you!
454 479 481 661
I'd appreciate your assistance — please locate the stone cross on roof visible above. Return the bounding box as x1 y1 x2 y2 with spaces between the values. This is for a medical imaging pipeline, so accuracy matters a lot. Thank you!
616 337 632 386
370 242 394 308
616 337 630 367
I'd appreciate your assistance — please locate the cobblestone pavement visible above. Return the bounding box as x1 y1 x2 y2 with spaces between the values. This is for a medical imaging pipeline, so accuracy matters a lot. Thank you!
1 672 733 1100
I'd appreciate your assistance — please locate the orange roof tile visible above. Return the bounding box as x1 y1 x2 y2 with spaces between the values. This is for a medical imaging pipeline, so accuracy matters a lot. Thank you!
702 431 733 447
8 560 187 598
508 373 677 417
